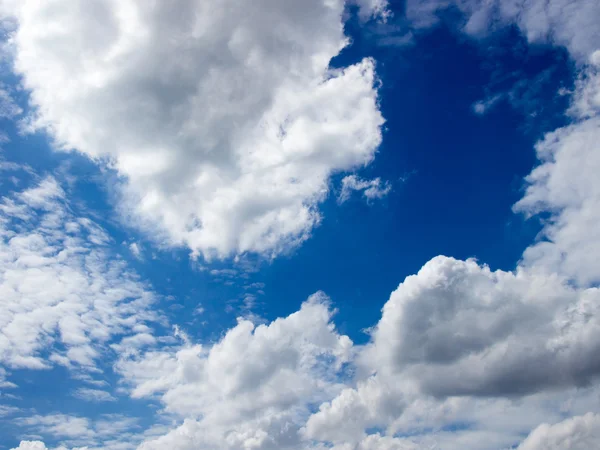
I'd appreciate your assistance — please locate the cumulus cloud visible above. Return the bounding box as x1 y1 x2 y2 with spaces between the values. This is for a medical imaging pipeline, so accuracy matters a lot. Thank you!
305 258 600 448
517 413 600 450
10 442 78 450
15 414 95 441
338 175 391 203
472 93 503 115
1 0 385 258
515 75 600 286
117 293 353 449
0 176 157 374
361 256 600 398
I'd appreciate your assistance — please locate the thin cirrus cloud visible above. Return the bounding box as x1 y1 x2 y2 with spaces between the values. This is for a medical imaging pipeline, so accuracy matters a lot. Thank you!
1 0 385 259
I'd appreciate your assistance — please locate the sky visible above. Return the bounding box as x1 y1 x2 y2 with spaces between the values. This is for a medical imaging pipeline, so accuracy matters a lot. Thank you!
0 0 599 449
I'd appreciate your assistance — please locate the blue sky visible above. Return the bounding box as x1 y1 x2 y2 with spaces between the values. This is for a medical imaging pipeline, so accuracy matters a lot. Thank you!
0 0 600 449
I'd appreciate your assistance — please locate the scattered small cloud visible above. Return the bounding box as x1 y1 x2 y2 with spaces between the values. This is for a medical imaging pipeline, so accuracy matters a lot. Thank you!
129 242 143 260
472 93 504 115
338 175 391 204
72 388 116 403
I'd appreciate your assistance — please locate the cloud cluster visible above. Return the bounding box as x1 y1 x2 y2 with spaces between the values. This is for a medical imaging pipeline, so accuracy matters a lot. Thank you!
0 176 157 376
1 0 385 258
117 293 352 449
515 61 600 286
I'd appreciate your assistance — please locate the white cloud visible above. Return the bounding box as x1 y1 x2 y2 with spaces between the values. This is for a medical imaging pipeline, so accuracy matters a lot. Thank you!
360 256 600 398
515 116 600 286
338 175 391 203
15 414 94 441
118 293 353 449
351 0 390 21
514 60 600 287
472 93 503 115
0 404 20 417
128 242 143 260
517 413 600 450
2 0 385 259
0 176 158 373
72 388 117 403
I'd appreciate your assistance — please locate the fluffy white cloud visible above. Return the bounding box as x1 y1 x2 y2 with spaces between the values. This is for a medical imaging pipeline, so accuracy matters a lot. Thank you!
305 258 600 448
0 176 157 374
118 293 353 449
361 256 600 398
514 57 600 286
1 0 385 258
15 414 94 441
338 175 391 203
517 413 600 450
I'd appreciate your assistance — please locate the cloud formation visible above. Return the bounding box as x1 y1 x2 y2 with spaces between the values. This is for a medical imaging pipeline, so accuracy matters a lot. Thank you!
0 176 157 375
363 256 600 398
338 175 391 203
117 293 352 449
517 413 600 450
2 0 385 258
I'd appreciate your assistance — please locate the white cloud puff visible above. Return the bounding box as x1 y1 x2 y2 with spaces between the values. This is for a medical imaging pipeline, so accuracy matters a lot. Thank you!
118 293 353 449
1 0 385 258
